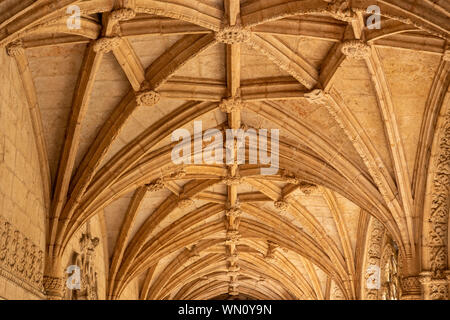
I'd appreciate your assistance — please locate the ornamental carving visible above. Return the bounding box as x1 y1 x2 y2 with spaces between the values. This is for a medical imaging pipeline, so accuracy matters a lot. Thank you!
341 40 371 60
65 224 100 300
222 175 245 186
364 218 385 300
379 238 400 300
135 82 161 107
225 206 242 231
110 8 136 22
274 200 289 212
299 182 319 195
93 37 121 53
401 276 421 297
325 0 355 22
146 178 165 192
219 97 245 114
0 216 44 292
6 39 24 57
428 109 449 279
215 26 251 44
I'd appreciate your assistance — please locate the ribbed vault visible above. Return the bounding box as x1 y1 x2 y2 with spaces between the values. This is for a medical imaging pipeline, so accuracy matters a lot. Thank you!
2 0 449 300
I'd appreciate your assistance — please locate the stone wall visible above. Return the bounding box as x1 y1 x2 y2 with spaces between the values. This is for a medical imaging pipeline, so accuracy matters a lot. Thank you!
0 49 47 299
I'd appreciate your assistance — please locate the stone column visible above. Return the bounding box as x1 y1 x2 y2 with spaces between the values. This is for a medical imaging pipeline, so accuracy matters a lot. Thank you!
419 271 449 300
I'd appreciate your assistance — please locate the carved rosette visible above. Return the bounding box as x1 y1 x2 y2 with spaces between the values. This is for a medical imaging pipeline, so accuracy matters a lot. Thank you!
135 87 161 107
304 89 329 106
6 40 24 57
215 26 251 44
274 200 289 212
110 8 136 22
93 37 121 53
146 178 165 192
0 217 44 294
341 40 371 60
219 97 245 114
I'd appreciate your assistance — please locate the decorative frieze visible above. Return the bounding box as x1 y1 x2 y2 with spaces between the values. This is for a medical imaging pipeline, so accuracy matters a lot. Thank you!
341 40 371 60
401 276 422 299
0 216 44 294
215 26 251 44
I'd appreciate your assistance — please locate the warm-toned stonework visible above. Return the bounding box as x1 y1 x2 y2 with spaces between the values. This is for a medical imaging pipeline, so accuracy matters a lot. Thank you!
0 0 449 300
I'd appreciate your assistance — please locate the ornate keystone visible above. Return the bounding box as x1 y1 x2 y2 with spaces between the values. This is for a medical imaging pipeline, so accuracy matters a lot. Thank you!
219 97 245 113
146 178 165 192
6 40 24 57
222 175 245 186
215 26 251 44
93 37 121 53
110 8 136 22
341 40 371 60
135 83 161 107
304 89 329 105
274 200 289 212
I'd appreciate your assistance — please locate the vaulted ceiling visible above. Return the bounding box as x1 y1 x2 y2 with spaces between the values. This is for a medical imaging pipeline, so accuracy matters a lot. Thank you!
1 0 449 300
